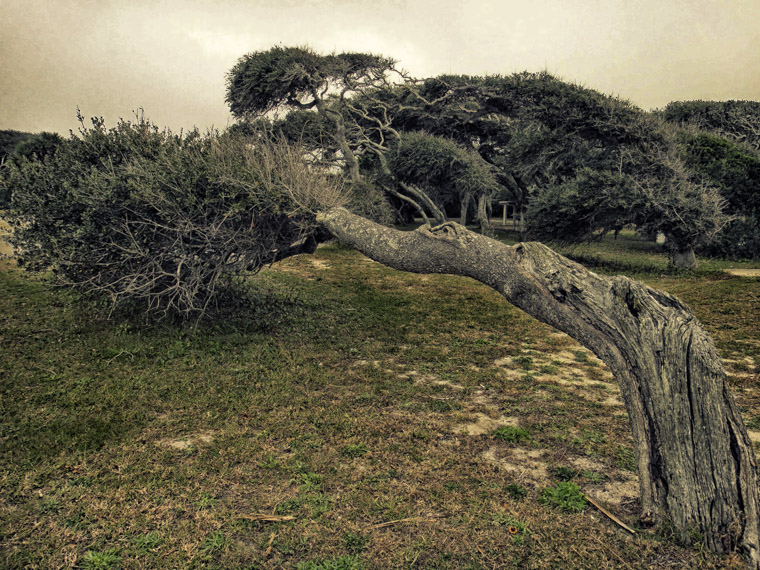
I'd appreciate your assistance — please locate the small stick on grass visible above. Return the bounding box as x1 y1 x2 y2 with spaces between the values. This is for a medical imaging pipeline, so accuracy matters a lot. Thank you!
371 514 442 529
239 514 295 522
264 531 277 556
585 493 637 535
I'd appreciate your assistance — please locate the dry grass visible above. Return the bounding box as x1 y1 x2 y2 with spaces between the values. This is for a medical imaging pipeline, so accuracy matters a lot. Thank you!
1 238 758 569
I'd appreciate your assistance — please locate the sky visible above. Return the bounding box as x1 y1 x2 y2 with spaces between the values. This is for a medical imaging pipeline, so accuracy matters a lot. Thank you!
1 0 759 135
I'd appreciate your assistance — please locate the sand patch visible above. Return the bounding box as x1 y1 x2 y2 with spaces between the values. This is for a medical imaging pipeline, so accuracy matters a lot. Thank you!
160 432 216 450
724 269 760 277
494 350 621 407
309 259 330 270
455 413 519 436
0 219 13 258
481 446 550 486
590 476 639 506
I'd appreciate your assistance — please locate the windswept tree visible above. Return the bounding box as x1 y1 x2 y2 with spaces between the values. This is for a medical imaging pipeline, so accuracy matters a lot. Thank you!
226 45 401 184
227 51 760 565
6 113 760 566
225 46 495 228
314 204 760 567
373 72 728 267
8 49 760 565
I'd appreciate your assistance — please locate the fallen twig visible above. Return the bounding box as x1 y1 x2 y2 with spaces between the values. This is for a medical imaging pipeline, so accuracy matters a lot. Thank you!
585 494 637 535
264 531 276 556
240 513 295 523
371 514 442 529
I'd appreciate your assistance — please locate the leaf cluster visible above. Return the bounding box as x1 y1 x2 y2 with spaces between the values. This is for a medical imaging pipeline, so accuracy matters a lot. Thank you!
389 131 501 209
226 46 396 118
678 131 760 259
661 100 760 151
383 72 727 251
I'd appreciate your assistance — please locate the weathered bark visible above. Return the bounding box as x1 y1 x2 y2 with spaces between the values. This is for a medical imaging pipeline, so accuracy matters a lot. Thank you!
317 207 760 567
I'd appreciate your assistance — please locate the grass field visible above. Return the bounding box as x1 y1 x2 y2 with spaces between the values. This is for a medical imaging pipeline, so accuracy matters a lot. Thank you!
1 231 759 569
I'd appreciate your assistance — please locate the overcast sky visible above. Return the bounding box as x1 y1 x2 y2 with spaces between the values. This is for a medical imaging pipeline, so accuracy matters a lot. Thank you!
2 0 759 135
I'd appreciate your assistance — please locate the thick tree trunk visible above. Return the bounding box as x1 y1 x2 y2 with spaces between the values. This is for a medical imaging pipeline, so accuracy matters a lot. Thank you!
317 207 760 567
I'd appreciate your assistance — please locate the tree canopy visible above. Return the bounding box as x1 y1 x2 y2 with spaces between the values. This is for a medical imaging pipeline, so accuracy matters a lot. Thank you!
662 100 760 151
355 71 728 264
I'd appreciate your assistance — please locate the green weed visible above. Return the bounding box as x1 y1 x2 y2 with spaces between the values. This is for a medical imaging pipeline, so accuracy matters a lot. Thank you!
341 443 369 458
539 481 588 513
492 425 531 443
80 550 121 570
553 466 579 481
504 483 528 501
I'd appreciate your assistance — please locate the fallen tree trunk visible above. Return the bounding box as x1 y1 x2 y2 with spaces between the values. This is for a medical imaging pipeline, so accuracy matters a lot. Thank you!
317 207 760 567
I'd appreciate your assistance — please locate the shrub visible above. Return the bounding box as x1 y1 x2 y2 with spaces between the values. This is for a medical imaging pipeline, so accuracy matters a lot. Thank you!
3 115 345 318
678 131 760 259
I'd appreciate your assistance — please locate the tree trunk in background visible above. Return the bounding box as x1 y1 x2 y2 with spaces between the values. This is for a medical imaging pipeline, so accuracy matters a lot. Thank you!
476 193 491 235
672 245 697 270
460 191 472 227
317 207 760 568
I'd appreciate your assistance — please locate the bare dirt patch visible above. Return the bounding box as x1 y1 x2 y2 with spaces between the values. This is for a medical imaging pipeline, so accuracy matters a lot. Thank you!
724 269 760 277
0 219 13 258
591 476 640 506
481 446 551 486
455 413 518 436
308 259 330 270
159 432 216 450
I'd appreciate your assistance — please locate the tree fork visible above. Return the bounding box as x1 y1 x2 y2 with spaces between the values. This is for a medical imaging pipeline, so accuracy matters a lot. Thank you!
317 207 760 567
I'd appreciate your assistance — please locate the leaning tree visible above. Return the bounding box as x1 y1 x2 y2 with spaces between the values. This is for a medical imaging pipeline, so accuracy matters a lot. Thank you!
226 46 502 229
8 46 759 567
224 48 760 564
314 206 760 568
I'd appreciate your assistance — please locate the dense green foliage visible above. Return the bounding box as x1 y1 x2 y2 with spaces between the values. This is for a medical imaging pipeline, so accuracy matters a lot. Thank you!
226 48 729 264
0 129 33 161
662 100 760 151
369 72 727 259
225 46 396 119
0 130 64 207
2 116 345 317
678 131 760 259
389 131 501 219
528 168 639 242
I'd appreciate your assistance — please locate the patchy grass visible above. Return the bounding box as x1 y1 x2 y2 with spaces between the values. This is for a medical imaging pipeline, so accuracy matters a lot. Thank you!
1 237 758 569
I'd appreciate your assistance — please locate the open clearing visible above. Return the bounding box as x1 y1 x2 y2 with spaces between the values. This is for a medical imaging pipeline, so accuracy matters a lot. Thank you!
1 232 759 569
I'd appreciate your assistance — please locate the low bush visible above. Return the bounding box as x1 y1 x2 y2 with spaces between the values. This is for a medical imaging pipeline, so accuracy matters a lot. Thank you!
2 114 345 318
